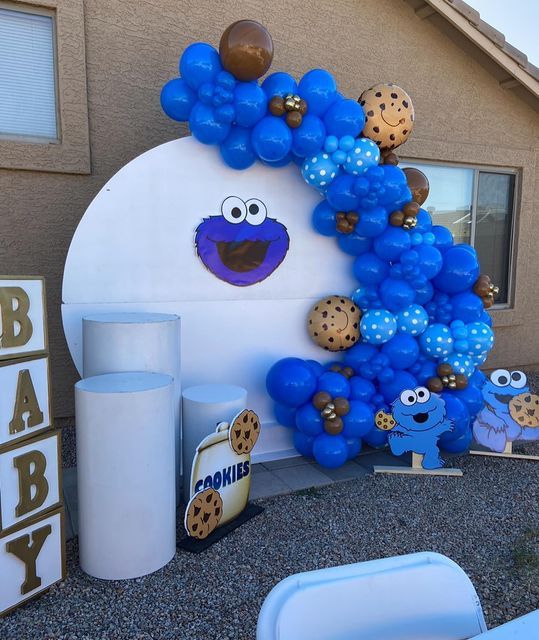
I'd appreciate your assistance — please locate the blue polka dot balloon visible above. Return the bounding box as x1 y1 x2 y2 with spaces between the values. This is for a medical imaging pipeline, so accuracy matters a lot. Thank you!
342 138 380 176
360 309 397 345
419 323 454 359
301 153 340 191
442 352 474 377
466 321 494 357
396 304 429 336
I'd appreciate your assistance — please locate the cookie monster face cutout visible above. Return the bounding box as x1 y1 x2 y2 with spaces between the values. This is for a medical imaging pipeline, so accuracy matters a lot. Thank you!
195 196 290 286
392 386 446 432
482 369 528 416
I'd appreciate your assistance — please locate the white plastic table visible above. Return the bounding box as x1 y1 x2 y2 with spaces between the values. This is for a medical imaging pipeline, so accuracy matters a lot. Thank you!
470 610 539 638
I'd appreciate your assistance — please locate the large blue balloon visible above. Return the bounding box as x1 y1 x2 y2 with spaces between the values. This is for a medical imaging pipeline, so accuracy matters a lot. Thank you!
337 232 372 256
373 227 411 262
377 166 408 207
440 428 472 454
451 292 483 323
349 376 376 402
414 208 432 232
251 116 292 162
262 72 298 98
189 102 230 144
180 43 221 90
433 245 480 294
317 372 351 398
439 393 470 443
379 278 415 311
343 400 374 438
296 403 324 437
313 433 348 468
160 78 197 121
381 370 418 403
353 252 389 285
234 82 267 128
344 342 378 370
312 201 337 236
414 281 434 305
306 359 325 378
266 358 317 407
298 69 337 117
220 126 256 169
469 369 487 388
355 206 388 238
323 98 365 138
416 245 443 279
363 426 389 448
326 175 359 211
431 225 454 252
449 384 484 418
291 114 326 157
293 431 315 458
345 437 362 460
274 403 297 428
381 334 419 369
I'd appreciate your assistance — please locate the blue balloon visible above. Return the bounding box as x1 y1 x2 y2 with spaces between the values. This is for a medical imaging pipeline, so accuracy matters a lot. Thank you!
298 69 337 117
451 292 483 323
439 393 470 443
345 437 362 460
251 116 292 162
379 278 415 311
363 426 389 448
414 208 432 232
292 114 326 157
377 166 408 207
296 403 324 436
349 376 376 402
312 201 337 236
360 309 397 345
419 323 454 359
342 138 380 176
440 428 472 454
274 403 297 428
381 334 420 369
450 384 484 418
355 206 388 238
480 310 493 327
306 359 325 378
433 245 480 294
302 153 340 191
189 102 230 144
416 245 443 279
220 126 256 169
381 370 418 403
160 78 197 121
312 433 348 468
469 369 487 388
414 280 434 305
343 342 378 370
326 175 360 210
442 352 474 377
353 252 389 285
431 225 454 252
465 322 494 356
233 82 267 128
180 43 221 90
373 227 411 262
266 358 317 407
396 304 429 336
317 372 351 398
337 232 372 256
413 359 438 384
293 431 315 458
262 72 297 98
323 98 365 138
343 400 373 438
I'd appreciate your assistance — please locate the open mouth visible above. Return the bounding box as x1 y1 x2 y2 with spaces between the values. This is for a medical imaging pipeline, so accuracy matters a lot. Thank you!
413 412 429 424
216 240 271 273
494 393 514 405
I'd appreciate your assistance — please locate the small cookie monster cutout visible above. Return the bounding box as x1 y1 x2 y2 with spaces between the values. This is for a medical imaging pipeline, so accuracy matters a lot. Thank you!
388 386 452 469
195 196 290 286
473 369 539 453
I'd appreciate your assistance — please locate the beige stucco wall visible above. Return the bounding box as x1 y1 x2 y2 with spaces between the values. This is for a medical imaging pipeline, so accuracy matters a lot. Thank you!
1 0 538 417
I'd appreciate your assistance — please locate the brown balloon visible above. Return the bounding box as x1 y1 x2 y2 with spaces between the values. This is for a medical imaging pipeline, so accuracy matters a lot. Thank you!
219 20 273 81
403 168 429 206
313 391 332 410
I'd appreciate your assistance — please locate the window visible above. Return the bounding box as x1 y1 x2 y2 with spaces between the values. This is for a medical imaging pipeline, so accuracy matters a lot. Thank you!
0 6 57 140
401 161 516 306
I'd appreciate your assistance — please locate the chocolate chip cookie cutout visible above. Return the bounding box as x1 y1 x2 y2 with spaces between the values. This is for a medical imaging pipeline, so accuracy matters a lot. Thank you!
229 409 260 454
185 488 223 540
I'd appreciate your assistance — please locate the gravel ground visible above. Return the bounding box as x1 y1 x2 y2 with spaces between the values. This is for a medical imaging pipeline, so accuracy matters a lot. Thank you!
2 444 538 640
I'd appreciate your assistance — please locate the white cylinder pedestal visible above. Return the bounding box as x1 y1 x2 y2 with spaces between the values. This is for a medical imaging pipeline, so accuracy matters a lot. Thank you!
82 313 181 499
75 372 176 580
182 384 247 501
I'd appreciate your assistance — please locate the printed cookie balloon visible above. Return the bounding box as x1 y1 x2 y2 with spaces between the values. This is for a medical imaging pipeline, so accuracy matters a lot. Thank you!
307 296 361 351
359 83 414 151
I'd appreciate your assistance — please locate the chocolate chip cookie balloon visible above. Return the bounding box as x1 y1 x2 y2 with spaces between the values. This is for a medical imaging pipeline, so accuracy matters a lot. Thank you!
359 83 414 151
307 296 361 352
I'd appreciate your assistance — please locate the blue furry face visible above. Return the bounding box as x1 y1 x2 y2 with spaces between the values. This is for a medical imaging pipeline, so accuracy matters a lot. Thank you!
392 387 446 432
482 369 528 415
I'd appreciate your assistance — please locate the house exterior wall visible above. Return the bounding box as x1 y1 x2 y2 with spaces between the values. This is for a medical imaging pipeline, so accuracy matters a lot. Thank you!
1 0 538 417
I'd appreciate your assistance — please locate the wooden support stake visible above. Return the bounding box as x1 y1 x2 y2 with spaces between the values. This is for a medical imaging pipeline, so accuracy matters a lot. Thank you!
470 441 539 461
374 452 463 477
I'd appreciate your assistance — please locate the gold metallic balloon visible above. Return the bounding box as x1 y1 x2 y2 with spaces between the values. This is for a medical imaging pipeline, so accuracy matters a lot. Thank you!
219 20 273 81
359 83 414 151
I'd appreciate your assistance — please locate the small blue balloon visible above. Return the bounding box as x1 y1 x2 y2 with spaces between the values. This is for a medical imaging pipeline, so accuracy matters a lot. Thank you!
306 360 325 378
443 352 474 377
312 200 337 236
469 369 486 388
189 102 230 144
419 323 454 359
379 278 415 312
160 78 197 121
293 431 315 458
233 82 267 128
381 334 420 369
312 433 348 468
355 206 388 238
343 400 374 438
431 225 454 252
274 403 297 428
296 403 324 437
414 208 432 232
414 359 438 384
262 72 298 98
180 43 221 90
373 227 411 262
349 376 376 402
317 372 351 398
433 245 480 294
266 358 317 407
337 232 372 256
353 252 389 285
323 98 365 138
344 342 378 370
396 304 429 336
360 309 397 345
416 244 443 279
251 116 292 162
381 370 418 403
298 69 337 117
342 138 380 177
292 114 326 158
302 153 339 191
466 322 494 357
220 126 256 169
326 174 360 210
377 166 408 207
414 280 434 305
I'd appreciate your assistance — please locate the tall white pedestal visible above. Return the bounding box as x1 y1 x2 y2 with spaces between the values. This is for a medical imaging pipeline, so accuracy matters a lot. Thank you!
82 313 181 497
75 372 176 580
182 384 247 501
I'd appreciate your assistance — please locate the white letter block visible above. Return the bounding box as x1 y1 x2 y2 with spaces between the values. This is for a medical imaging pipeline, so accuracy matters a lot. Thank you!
0 277 47 361
0 508 65 616
0 432 61 534
0 356 52 451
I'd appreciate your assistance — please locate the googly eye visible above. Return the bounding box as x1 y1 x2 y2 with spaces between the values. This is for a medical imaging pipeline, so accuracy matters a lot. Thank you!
400 389 417 406
245 199 267 226
491 369 511 387
415 387 430 404
221 196 246 224
510 371 527 389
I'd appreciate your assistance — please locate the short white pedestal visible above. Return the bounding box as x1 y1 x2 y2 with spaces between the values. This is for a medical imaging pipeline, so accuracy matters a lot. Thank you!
182 384 247 501
75 372 176 580
82 313 182 498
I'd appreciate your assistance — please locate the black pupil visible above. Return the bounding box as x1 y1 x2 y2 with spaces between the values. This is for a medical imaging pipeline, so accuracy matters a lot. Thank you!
231 207 242 218
498 376 508 385
408 396 414 403
512 373 521 381
418 391 424 398
249 204 259 215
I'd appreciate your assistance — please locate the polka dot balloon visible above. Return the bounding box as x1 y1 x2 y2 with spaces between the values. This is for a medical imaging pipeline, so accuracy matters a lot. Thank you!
419 323 454 359
301 153 340 191
342 138 380 176
443 352 474 377
360 309 397 345
465 322 494 357
396 304 429 336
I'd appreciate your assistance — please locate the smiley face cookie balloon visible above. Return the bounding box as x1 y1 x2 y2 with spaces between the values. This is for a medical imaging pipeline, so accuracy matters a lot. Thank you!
359 83 414 151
